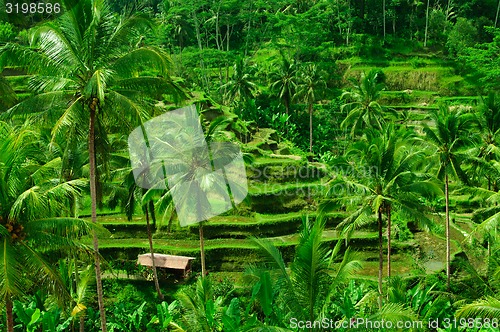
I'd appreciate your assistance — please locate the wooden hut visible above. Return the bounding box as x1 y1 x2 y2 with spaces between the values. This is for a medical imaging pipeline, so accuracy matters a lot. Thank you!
137 253 195 278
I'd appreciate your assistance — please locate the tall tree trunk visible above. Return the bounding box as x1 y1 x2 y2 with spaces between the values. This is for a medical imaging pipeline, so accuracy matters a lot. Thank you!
167 211 174 233
495 0 500 28
79 316 85 332
284 97 290 119
199 222 206 277
392 3 396 35
336 0 342 37
377 208 383 309
346 0 352 46
383 0 386 40
89 103 107 332
244 2 254 56
149 200 156 229
386 204 392 280
309 103 313 153
6 296 13 332
445 173 451 291
284 97 290 135
192 10 208 90
145 205 164 300
424 0 430 47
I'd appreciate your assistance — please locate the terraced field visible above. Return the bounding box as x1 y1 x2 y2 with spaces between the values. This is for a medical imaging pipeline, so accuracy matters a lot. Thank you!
4 56 484 284
82 153 480 285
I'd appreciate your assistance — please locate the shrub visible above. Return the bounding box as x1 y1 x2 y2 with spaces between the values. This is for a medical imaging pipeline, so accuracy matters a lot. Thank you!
0 22 15 43
446 18 478 56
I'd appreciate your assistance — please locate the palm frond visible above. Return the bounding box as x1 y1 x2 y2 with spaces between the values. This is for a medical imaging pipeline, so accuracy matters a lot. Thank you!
456 297 500 319
0 238 25 301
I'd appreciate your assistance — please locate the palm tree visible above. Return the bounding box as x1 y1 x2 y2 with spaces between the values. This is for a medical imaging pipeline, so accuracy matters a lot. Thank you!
340 69 394 137
422 105 475 290
0 122 95 332
476 93 500 191
221 57 257 108
140 110 245 278
248 215 362 326
320 125 439 308
58 259 95 332
295 63 326 153
0 1 183 329
270 54 298 119
121 169 164 300
174 277 225 331
456 247 500 319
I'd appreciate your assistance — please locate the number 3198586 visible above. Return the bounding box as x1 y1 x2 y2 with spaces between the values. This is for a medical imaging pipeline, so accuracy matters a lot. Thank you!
5 2 61 14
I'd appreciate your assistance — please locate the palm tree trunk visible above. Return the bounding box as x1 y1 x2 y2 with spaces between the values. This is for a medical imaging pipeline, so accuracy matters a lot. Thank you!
79 316 85 332
284 97 290 135
378 208 383 309
309 103 313 153
445 173 451 291
6 296 13 332
387 204 391 280
89 104 107 332
199 222 206 277
145 205 164 300
149 201 157 229
167 212 174 233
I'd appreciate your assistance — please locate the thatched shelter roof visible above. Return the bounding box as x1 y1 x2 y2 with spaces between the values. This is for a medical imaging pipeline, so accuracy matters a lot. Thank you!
137 253 195 270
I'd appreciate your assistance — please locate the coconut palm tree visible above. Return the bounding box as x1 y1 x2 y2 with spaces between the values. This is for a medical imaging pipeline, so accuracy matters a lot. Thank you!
122 169 164 300
422 105 475 290
295 63 326 153
456 246 500 319
248 215 362 326
0 1 184 329
340 69 395 137
0 121 95 332
475 93 500 191
320 124 439 308
140 111 245 278
222 57 257 108
270 54 298 119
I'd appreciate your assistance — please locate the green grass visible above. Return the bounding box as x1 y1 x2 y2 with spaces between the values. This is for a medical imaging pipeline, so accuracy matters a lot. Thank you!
251 156 304 167
381 90 440 97
94 229 378 251
350 65 453 74
391 105 439 110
